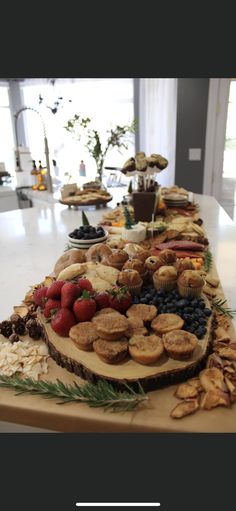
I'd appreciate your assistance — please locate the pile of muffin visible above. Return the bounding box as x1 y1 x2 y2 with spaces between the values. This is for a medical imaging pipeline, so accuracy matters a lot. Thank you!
69 303 199 365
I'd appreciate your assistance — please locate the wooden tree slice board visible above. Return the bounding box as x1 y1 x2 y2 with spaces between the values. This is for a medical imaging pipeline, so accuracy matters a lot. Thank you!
59 196 112 207
38 302 213 392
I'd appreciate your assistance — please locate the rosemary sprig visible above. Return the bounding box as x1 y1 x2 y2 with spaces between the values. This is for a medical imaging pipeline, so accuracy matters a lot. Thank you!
203 249 213 272
212 298 236 319
0 375 148 413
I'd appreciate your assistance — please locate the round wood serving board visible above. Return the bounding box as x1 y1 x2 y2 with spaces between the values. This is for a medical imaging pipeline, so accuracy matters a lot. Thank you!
38 304 213 391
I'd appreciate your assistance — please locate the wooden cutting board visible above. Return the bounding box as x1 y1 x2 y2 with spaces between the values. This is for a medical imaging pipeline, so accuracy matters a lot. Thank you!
38 297 213 392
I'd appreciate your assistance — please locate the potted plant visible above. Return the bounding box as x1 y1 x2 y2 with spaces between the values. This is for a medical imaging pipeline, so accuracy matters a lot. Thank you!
64 114 136 183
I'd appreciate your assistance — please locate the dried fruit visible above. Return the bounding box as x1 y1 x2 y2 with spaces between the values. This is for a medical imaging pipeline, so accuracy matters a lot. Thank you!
171 399 199 419
201 390 230 410
175 383 198 399
199 367 226 392
216 346 236 361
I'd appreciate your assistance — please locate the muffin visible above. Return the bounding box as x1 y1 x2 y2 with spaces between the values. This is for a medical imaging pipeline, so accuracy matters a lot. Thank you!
153 265 178 292
126 304 157 323
174 258 194 276
177 270 205 298
151 313 184 335
106 249 129 270
159 249 177 265
93 338 128 364
123 258 148 283
129 334 164 365
123 243 145 259
135 249 151 263
118 269 143 296
145 256 163 275
94 313 129 341
163 329 198 360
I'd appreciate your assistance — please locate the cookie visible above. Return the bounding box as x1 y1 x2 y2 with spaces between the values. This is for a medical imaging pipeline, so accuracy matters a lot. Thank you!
93 338 128 364
69 322 98 351
129 334 164 364
151 313 184 335
125 317 148 339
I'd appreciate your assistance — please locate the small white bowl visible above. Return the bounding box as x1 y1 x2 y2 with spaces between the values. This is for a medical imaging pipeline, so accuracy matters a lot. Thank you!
67 230 108 245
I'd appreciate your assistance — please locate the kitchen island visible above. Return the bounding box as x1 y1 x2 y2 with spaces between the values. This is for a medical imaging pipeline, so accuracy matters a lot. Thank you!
0 193 236 432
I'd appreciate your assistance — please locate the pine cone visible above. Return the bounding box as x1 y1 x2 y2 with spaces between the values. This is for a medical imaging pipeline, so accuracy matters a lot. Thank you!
9 333 20 343
27 321 42 340
23 311 37 324
14 322 26 335
0 320 13 338
10 313 22 324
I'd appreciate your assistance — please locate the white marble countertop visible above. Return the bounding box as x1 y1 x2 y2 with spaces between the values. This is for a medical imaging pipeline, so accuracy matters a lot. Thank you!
0 193 236 330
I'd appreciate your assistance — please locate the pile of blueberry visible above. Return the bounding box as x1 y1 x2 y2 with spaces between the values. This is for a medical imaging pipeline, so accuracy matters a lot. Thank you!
69 225 106 241
132 285 212 339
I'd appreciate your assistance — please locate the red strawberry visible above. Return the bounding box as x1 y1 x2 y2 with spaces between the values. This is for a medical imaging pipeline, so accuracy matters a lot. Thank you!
95 291 111 310
33 287 48 307
43 298 61 319
73 290 96 322
77 278 93 294
61 282 81 309
109 286 132 313
46 280 65 299
51 308 77 337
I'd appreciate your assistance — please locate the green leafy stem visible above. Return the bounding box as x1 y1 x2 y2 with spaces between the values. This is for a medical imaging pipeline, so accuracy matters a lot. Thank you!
0 375 148 413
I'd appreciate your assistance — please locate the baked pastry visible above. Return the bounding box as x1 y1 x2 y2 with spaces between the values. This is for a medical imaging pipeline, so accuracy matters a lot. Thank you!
125 317 148 338
174 259 194 275
123 258 145 274
121 157 136 174
129 334 164 364
69 322 98 351
159 249 177 265
151 313 184 335
93 338 128 364
118 269 143 296
94 313 129 341
163 329 198 360
54 249 86 277
123 243 145 259
126 303 157 323
150 153 168 170
145 256 163 273
105 249 129 270
153 265 178 292
178 270 205 298
135 249 150 263
86 243 112 264
57 262 119 292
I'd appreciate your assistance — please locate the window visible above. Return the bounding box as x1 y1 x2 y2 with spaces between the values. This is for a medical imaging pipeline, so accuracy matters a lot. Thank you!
0 84 15 174
21 79 135 183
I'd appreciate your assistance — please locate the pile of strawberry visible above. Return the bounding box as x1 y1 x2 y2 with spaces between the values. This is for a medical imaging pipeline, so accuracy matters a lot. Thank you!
33 278 132 337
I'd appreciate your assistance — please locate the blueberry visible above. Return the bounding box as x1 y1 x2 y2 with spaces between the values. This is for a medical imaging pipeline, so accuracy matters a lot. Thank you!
199 317 207 325
133 296 139 304
188 326 195 333
184 306 194 313
145 294 152 301
199 302 205 309
204 308 212 317
140 298 148 304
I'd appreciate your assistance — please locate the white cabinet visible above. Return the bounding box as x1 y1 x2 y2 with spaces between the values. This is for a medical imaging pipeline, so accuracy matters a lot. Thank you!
0 186 19 212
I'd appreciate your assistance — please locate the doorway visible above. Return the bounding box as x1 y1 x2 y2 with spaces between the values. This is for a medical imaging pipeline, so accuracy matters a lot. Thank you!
204 78 236 221
220 79 236 220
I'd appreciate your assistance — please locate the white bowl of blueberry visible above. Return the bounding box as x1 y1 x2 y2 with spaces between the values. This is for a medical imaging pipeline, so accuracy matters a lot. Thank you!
68 225 108 246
